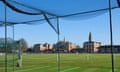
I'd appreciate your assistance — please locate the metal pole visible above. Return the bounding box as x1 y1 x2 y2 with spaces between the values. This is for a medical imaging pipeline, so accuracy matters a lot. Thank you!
57 17 60 72
12 25 15 71
19 41 22 67
4 0 7 72
108 0 114 72
16 41 22 67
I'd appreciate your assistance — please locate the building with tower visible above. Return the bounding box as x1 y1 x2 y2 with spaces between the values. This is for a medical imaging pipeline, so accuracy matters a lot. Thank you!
83 32 101 53
53 38 77 53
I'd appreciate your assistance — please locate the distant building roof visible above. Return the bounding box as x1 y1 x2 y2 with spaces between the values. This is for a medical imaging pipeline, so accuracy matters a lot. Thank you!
84 41 101 44
98 45 120 48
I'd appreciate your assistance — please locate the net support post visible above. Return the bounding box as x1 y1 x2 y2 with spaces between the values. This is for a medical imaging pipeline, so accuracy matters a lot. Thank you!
16 41 22 67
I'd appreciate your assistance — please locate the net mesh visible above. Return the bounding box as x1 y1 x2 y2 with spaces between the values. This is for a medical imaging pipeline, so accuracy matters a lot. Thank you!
0 38 21 72
0 0 119 33
0 0 120 72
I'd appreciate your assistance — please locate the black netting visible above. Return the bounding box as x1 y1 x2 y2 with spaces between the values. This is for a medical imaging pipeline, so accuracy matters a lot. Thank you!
43 14 59 34
4 0 42 15
1 0 120 72
4 0 119 16
118 0 120 7
0 0 120 33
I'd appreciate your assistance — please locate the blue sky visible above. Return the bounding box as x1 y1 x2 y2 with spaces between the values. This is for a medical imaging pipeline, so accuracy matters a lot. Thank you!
1 8 120 47
0 0 120 47
60 9 120 47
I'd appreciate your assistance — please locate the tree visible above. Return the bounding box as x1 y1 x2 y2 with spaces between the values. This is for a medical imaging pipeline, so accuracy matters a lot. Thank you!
26 47 33 53
19 38 28 52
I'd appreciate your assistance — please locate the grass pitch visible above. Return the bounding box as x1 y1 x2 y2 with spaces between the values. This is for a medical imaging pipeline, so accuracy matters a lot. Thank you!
1 53 120 72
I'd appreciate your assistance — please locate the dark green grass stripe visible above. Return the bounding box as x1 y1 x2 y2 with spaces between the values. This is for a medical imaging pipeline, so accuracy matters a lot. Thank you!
115 69 120 72
61 67 80 72
94 68 111 72
112 69 120 72
0 58 18 62
39 66 58 72
61 67 87 72
13 66 50 72
81 68 98 72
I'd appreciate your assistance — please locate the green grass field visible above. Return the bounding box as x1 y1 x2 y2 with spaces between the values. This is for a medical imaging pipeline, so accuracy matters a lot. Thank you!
1 53 120 72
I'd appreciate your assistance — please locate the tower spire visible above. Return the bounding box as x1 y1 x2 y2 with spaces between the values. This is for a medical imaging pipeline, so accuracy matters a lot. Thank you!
89 32 92 42
63 37 66 42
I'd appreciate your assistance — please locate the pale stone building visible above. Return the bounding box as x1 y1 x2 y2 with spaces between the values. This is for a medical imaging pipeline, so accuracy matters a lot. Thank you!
33 43 52 53
53 38 77 53
83 32 101 53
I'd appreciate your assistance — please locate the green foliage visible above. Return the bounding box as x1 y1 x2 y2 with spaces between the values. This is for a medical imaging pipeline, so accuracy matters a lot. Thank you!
19 38 28 52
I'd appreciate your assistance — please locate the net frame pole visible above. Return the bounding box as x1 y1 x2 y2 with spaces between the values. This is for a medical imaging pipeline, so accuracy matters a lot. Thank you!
57 17 60 72
4 0 8 72
108 0 114 72
17 41 22 67
43 14 58 34
12 24 15 71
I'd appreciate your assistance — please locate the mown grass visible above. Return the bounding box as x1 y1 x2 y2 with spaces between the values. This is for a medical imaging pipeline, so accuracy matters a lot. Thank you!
0 53 120 72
